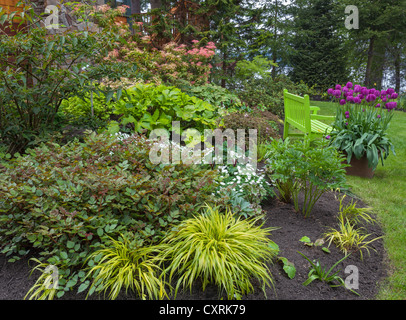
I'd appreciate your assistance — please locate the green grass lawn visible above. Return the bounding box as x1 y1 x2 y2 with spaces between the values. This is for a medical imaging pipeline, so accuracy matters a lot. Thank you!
312 100 406 299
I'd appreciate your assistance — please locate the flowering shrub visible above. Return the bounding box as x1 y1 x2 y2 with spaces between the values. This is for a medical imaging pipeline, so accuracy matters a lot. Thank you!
117 40 216 86
71 2 131 32
327 82 397 169
70 3 216 87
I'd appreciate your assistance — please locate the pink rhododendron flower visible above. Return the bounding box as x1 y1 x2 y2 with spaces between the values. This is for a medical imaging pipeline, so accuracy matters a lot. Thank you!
117 5 129 14
98 4 110 13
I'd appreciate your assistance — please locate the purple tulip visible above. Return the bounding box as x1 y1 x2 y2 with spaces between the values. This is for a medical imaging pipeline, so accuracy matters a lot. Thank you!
325 135 330 140
333 90 341 97
354 96 362 104
347 96 354 103
345 122 348 126
375 103 381 108
354 85 361 93
327 88 334 95
391 93 398 99
380 90 387 96
366 94 377 102
382 97 388 102
340 99 346 105
335 84 342 90
361 87 369 96
377 114 381 118
385 102 397 110
358 94 364 100
387 88 395 95
346 82 353 89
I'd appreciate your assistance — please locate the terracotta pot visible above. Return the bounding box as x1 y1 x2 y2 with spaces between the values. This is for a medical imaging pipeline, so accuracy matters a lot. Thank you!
343 153 375 178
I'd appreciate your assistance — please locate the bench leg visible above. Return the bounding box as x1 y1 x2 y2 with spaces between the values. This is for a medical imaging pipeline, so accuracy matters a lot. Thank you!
283 120 290 140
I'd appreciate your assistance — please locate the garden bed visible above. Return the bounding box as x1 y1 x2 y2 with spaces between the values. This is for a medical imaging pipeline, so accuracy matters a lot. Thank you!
0 190 386 300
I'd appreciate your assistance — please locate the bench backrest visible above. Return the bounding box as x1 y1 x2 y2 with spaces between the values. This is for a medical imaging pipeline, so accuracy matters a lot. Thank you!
283 89 311 134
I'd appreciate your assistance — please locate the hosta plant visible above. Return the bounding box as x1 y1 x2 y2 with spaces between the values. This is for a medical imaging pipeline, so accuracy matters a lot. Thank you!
158 205 278 299
108 83 219 135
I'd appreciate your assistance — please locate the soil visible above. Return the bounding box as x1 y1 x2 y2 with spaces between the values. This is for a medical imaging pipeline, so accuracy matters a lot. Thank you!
0 189 387 301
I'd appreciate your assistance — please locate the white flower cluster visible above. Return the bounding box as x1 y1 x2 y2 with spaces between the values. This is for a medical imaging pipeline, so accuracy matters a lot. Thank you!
114 132 132 141
215 162 270 198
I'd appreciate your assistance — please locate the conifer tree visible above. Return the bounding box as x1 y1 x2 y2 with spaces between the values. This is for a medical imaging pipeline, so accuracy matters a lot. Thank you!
289 0 348 89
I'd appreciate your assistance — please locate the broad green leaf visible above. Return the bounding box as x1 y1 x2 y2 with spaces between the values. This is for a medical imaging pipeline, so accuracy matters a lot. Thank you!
299 236 311 243
77 281 89 293
322 247 331 254
279 257 296 279
60 251 68 259
97 227 103 237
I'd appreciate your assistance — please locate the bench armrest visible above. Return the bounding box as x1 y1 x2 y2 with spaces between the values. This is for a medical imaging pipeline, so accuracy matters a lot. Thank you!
310 106 320 115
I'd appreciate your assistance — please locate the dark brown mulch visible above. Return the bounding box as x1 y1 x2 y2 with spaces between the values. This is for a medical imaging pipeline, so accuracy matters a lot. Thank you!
0 190 387 301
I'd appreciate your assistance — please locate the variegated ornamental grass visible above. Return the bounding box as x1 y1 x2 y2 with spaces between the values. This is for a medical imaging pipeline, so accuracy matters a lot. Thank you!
159 205 278 299
85 235 167 300
323 215 382 261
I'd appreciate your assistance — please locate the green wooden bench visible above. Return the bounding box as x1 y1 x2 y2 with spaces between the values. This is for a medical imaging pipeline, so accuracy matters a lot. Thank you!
283 89 335 140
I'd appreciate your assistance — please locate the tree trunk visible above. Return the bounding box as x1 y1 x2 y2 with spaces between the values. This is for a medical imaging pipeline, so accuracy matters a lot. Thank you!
394 46 401 93
221 51 227 88
150 0 162 10
364 37 375 88
370 39 386 90
131 0 141 14
365 36 386 90
271 0 278 79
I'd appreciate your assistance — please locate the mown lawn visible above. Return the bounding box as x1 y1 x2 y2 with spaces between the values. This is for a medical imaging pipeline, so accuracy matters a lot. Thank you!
312 100 406 300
